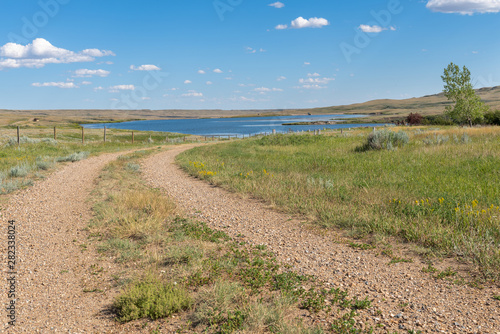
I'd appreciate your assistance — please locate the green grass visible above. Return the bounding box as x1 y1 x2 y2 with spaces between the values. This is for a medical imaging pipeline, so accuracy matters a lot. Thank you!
177 126 500 280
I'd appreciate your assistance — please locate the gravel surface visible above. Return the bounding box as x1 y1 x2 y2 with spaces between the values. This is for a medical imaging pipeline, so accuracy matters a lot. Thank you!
142 145 500 334
0 152 129 333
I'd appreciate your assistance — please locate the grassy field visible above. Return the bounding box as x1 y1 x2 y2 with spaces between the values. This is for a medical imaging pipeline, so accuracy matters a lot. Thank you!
0 125 195 197
177 126 500 281
86 149 374 333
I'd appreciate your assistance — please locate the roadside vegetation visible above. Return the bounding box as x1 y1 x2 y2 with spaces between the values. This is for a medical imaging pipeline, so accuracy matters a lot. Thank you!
0 125 192 196
86 149 375 333
178 126 500 281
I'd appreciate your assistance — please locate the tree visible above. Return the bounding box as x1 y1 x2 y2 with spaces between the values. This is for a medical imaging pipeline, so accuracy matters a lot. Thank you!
441 62 489 126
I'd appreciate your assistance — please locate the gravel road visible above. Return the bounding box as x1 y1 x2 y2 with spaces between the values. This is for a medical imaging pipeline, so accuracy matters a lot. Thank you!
0 152 128 333
142 145 500 334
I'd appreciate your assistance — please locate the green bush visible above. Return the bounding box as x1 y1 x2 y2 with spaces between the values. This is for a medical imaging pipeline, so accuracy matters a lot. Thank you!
421 115 455 126
359 130 409 151
114 280 191 322
484 110 500 125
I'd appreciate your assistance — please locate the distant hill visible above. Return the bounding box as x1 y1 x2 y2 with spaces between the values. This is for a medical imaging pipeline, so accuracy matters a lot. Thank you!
1 86 499 126
290 85 500 122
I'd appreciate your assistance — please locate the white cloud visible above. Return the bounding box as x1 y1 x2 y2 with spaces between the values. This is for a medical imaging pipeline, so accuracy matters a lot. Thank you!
109 85 135 92
269 2 285 8
198 70 206 74
277 76 287 81
184 80 192 84
82 49 115 57
304 62 311 66
359 24 385 33
0 38 114 70
358 24 396 33
300 84 327 90
254 87 284 92
130 64 161 71
308 73 321 77
213 68 223 73
225 77 233 80
94 86 104 91
276 17 329 30
182 90 203 97
81 81 92 85
299 77 335 85
426 0 500 14
73 69 110 77
206 81 213 85
245 47 266 54
32 82 78 88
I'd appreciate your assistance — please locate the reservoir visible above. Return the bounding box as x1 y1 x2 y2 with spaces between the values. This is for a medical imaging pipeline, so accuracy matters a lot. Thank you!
82 114 382 137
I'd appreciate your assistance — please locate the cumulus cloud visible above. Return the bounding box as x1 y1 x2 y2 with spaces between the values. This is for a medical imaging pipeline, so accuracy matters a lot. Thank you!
73 69 110 77
81 81 92 85
296 76 334 89
206 81 213 85
182 90 203 97
184 80 192 84
359 25 384 33
254 87 284 93
198 70 206 74
299 77 335 85
0 38 114 70
130 64 161 71
426 0 500 14
109 85 135 92
32 82 78 88
308 73 321 77
358 24 396 33
269 1 285 8
276 17 330 30
213 68 223 73
277 76 287 81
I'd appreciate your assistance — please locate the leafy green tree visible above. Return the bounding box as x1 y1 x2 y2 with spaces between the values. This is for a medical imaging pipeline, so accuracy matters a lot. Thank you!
441 62 489 126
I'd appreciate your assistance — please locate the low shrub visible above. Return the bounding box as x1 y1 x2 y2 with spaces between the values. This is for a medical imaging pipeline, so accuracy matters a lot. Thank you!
114 279 191 322
358 130 409 151
10 164 31 177
6 136 40 146
56 151 89 162
406 112 423 125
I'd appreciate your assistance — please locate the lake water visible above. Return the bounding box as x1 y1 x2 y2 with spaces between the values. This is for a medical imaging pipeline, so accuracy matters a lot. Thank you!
82 114 383 137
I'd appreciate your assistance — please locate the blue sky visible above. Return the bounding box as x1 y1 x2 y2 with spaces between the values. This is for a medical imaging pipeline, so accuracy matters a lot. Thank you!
0 0 499 110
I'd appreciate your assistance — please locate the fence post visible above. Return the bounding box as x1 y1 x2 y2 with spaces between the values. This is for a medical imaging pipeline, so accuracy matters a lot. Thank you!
17 126 20 145
54 126 57 140
82 127 85 144
104 126 106 143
